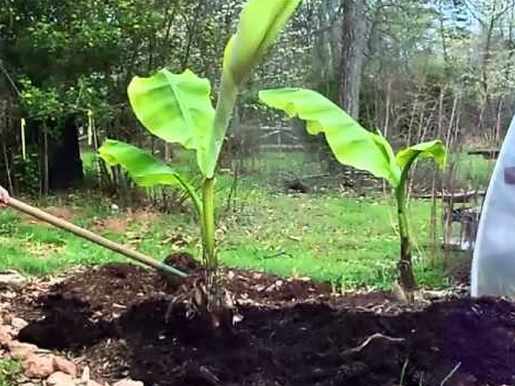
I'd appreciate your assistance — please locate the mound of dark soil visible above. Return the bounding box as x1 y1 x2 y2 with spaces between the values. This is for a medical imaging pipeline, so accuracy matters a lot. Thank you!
10 260 515 386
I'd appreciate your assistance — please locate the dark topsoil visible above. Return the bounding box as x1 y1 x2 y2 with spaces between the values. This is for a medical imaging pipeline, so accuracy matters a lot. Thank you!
8 254 515 386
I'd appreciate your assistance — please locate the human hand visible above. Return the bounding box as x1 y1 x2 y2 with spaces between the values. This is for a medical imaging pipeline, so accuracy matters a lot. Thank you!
0 185 10 204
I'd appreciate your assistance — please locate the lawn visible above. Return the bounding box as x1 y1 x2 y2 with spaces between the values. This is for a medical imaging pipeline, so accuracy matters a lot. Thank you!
0 148 491 291
0 186 445 291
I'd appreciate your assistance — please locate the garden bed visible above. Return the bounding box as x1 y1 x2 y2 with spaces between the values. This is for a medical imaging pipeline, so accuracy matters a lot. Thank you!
3 257 515 386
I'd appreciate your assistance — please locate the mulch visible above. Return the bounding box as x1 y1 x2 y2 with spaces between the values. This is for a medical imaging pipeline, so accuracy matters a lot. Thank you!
5 253 515 386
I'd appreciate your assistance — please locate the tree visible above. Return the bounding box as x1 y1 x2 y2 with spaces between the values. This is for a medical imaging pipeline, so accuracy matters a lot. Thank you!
0 0 223 193
324 0 366 174
339 0 366 118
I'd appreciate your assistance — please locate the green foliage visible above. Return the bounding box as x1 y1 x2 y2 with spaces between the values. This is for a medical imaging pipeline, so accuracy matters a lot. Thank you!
396 141 447 172
128 69 215 177
99 140 183 188
99 139 201 214
201 0 303 178
0 359 21 386
223 0 302 85
259 88 400 185
11 151 40 195
258 88 447 187
100 68 217 270
259 87 447 292
99 0 302 276
19 79 64 121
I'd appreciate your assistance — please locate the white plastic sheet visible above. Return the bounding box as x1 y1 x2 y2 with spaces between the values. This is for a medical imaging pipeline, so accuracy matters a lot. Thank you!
471 114 515 297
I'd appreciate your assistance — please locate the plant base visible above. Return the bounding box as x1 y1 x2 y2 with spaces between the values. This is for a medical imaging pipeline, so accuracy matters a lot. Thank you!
396 254 418 303
165 270 236 331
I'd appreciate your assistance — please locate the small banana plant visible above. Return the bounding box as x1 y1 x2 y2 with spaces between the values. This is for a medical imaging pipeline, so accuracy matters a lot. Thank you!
258 88 447 300
98 0 302 326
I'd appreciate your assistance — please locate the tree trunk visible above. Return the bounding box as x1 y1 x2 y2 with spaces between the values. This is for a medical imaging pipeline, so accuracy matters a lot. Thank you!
47 116 84 191
328 0 366 175
339 0 365 118
42 126 49 195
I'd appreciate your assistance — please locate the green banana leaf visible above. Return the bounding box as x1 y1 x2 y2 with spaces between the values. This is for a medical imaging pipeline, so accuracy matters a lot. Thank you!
99 139 185 188
395 140 447 172
127 69 215 176
259 87 400 186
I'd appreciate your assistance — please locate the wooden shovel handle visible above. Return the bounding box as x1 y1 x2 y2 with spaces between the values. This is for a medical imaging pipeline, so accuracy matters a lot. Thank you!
6 197 188 278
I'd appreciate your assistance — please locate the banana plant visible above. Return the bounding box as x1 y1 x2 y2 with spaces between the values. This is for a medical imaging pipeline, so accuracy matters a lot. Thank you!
258 88 446 298
98 0 301 322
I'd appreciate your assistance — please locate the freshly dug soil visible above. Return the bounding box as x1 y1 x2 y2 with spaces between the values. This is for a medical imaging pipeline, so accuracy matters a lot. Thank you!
9 258 515 386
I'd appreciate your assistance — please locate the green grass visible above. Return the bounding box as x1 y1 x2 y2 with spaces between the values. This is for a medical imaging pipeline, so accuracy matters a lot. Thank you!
1 147 487 291
0 360 21 386
0 180 449 291
450 152 495 188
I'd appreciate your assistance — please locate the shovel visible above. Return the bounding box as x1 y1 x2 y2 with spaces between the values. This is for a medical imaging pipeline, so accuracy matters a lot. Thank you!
6 197 188 278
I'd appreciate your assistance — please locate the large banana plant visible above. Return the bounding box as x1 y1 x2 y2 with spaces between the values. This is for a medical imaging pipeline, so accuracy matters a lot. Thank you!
98 1 301 284
258 88 446 297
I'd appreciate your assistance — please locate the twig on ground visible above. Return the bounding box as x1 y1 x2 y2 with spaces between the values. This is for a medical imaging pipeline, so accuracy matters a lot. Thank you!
344 333 405 355
199 366 221 385
399 357 410 386
263 251 293 259
440 362 461 386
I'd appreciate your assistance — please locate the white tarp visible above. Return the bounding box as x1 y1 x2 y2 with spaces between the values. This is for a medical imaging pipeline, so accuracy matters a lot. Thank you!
471 114 515 297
